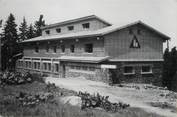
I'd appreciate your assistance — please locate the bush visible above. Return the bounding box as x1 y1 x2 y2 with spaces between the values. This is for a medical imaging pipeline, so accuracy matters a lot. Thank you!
77 91 130 112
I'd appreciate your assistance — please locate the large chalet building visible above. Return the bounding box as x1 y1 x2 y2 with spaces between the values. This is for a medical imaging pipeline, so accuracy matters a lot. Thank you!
16 15 170 85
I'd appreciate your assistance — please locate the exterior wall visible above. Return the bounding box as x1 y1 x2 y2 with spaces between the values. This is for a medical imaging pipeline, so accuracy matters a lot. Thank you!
104 61 163 86
104 24 164 60
23 37 105 58
18 22 165 86
42 19 108 36
61 62 110 83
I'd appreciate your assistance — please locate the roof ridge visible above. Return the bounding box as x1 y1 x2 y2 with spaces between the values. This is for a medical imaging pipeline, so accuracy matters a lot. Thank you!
41 15 111 30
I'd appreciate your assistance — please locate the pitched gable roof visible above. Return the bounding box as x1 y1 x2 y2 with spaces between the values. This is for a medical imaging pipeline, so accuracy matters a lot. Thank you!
41 15 112 30
22 20 170 43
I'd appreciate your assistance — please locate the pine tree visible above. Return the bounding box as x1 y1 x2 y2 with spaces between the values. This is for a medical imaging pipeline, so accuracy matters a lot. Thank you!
162 48 171 88
2 13 20 70
0 20 3 37
27 24 35 39
2 14 18 43
0 20 2 28
162 47 177 90
170 47 177 90
34 15 45 37
19 17 28 41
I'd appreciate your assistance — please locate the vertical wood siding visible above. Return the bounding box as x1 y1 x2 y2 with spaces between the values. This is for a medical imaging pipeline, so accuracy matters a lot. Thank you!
104 25 164 60
42 19 108 36
23 37 105 58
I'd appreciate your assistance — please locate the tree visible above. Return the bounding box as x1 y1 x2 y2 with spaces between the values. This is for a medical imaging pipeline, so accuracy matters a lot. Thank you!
1 13 20 71
34 15 45 37
19 17 28 41
162 48 171 88
162 47 177 91
27 24 35 39
0 20 2 28
0 20 3 37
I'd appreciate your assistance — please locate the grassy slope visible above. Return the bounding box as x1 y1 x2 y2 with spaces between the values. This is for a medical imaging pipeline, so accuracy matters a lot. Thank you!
0 81 164 117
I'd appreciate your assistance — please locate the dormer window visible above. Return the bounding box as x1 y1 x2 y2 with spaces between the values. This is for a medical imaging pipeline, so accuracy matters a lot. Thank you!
56 28 61 33
45 30 50 34
82 23 90 29
68 26 74 31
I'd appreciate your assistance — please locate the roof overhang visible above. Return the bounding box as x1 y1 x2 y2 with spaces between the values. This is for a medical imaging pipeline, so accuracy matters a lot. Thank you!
109 59 164 62
59 56 110 63
20 20 170 44
41 15 112 30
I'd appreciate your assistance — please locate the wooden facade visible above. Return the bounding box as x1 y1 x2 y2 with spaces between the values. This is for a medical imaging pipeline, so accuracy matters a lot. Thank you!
16 15 169 85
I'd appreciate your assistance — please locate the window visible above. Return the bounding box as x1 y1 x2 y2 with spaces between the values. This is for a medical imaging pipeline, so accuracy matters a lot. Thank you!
55 64 59 72
48 63 51 71
61 45 65 53
76 66 81 70
34 62 37 69
43 63 47 70
53 46 57 53
46 45 49 53
70 65 75 69
56 28 61 33
25 61 28 68
141 66 152 74
130 36 140 48
82 23 90 29
35 46 39 53
68 26 74 31
89 67 95 71
45 30 50 34
37 62 40 69
84 43 93 53
82 66 88 70
29 62 32 68
70 44 75 53
124 66 134 75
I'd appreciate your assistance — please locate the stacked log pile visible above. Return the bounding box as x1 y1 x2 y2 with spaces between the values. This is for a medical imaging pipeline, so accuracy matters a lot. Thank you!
77 91 130 112
0 72 32 85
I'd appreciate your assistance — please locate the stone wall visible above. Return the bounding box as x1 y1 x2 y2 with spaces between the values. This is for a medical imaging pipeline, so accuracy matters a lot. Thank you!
109 61 163 86
16 61 163 86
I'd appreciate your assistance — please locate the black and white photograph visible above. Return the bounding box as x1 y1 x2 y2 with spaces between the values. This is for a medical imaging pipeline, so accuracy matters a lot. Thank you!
0 0 177 117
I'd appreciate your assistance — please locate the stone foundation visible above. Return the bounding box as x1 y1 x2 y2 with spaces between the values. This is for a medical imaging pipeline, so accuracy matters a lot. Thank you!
16 61 163 86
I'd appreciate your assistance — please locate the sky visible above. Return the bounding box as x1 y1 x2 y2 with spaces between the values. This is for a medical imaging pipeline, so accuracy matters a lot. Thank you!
0 0 177 48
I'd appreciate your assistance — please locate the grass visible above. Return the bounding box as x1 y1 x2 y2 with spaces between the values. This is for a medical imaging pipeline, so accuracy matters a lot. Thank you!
0 80 165 117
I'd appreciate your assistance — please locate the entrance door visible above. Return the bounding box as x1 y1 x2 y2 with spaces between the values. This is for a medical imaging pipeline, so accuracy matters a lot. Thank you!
62 65 66 78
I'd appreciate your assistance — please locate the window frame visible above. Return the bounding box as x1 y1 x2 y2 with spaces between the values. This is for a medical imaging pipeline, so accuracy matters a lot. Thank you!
84 43 93 53
45 30 50 35
53 45 57 53
141 66 152 74
56 28 61 33
45 45 49 53
61 45 65 53
70 44 75 53
68 26 74 31
82 23 90 29
54 63 59 72
123 66 135 75
34 45 39 53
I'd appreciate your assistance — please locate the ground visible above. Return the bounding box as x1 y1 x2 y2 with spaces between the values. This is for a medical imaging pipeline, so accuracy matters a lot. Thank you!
46 76 177 117
0 74 176 117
